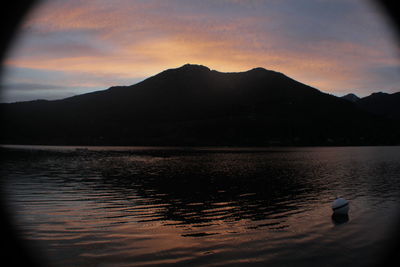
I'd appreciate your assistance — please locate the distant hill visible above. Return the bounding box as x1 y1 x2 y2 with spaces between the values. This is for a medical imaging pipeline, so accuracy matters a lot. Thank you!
356 92 400 120
341 93 360 102
341 91 400 120
1 64 399 146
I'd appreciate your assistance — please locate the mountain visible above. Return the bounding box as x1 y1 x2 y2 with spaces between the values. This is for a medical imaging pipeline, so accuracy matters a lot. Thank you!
356 92 400 120
341 93 360 102
1 64 399 146
341 91 400 120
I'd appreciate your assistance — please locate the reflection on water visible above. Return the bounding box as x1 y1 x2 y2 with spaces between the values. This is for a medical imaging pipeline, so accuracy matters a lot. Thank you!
331 214 349 225
1 146 400 267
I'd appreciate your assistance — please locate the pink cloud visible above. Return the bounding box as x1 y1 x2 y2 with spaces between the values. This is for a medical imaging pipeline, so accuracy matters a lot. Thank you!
3 0 399 100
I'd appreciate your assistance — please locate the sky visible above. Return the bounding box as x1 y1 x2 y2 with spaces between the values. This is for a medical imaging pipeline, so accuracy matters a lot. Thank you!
0 0 399 102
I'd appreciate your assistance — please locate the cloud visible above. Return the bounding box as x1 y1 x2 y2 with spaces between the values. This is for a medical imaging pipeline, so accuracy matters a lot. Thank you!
1 0 399 102
1 66 144 93
1 82 69 91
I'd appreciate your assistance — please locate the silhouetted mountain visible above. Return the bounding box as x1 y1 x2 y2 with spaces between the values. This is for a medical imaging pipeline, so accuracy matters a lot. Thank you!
1 64 400 146
340 91 400 121
356 92 400 120
341 93 360 102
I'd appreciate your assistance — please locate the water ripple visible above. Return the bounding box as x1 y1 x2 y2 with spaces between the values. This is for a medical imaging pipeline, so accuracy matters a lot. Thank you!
1 146 400 266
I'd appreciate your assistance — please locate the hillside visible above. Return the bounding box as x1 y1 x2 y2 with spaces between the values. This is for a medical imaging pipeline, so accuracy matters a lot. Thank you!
341 93 360 103
1 64 399 146
356 92 400 120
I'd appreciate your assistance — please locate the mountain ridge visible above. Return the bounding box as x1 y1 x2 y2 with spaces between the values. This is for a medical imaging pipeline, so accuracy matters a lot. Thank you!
341 93 360 103
341 91 400 120
1 64 399 146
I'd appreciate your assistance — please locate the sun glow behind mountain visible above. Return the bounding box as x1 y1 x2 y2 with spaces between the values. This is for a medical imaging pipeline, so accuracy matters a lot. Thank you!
1 0 399 102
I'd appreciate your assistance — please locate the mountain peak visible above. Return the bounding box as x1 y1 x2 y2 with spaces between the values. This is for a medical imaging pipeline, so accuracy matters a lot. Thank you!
341 93 360 102
247 67 284 77
249 67 267 72
370 92 388 97
179 64 211 72
172 64 279 75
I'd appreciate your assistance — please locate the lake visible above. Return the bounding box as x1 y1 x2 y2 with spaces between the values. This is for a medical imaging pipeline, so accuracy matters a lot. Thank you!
1 146 400 267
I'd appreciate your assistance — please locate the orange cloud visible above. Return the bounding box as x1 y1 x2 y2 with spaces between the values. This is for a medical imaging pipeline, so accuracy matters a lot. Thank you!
4 0 399 100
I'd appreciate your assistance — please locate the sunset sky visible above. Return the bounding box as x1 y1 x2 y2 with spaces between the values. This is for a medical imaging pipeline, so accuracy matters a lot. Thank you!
1 0 399 102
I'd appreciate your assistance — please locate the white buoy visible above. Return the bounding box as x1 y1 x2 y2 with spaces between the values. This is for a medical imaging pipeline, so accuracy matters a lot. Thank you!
331 197 349 215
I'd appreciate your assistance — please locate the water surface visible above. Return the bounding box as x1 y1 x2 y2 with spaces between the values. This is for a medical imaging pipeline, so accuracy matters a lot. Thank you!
1 146 400 266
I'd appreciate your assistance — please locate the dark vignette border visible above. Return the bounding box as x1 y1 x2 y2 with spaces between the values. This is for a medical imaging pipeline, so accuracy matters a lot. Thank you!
0 1 399 266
